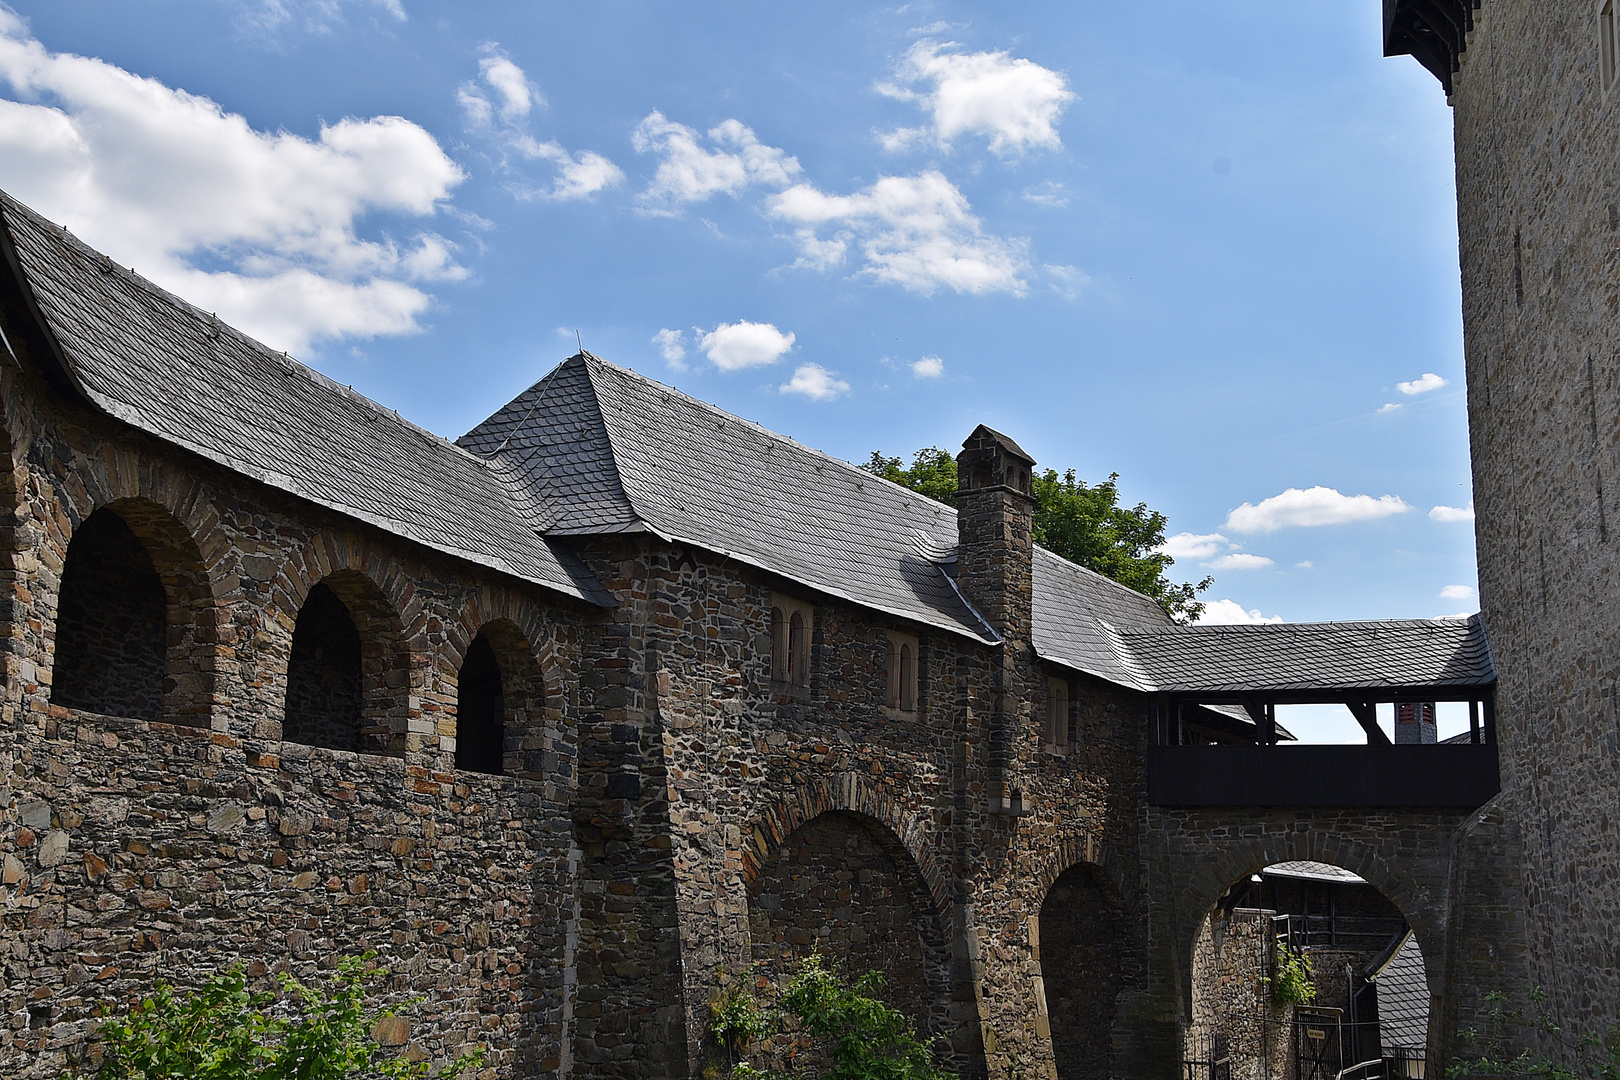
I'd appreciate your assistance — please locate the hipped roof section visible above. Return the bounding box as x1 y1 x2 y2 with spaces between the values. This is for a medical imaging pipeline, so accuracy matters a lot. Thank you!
459 354 1179 667
0 192 611 607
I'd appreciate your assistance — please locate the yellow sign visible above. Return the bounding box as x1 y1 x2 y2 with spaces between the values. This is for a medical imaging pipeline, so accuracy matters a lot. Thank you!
1306 1029 1327 1041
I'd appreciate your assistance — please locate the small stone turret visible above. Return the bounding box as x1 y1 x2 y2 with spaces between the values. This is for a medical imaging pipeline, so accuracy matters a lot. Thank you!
955 424 1036 644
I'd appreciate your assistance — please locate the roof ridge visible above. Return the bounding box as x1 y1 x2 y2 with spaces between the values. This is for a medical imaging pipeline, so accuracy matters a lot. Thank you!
1119 615 1480 635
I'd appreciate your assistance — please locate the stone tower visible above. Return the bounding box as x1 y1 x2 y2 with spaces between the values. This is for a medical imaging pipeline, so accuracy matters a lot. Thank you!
1387 0 1617 1052
956 425 1037 812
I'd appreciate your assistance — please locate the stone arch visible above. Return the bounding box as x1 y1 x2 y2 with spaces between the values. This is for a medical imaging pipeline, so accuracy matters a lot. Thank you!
51 496 218 724
1038 861 1130 1080
452 617 552 779
1173 832 1446 1023
742 773 947 912
283 567 410 756
744 808 955 1046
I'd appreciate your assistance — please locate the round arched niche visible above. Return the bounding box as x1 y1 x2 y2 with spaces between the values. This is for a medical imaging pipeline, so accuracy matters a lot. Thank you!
52 499 217 724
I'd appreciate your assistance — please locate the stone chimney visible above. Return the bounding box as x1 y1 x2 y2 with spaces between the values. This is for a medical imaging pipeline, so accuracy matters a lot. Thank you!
955 425 1036 644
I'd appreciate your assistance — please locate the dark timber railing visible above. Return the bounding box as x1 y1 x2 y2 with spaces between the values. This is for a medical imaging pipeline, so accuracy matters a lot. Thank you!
1147 686 1499 809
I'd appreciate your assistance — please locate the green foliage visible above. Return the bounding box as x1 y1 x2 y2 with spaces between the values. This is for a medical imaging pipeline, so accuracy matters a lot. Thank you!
1448 988 1620 1080
80 954 484 1080
861 447 1211 623
1265 945 1316 1010
706 955 957 1080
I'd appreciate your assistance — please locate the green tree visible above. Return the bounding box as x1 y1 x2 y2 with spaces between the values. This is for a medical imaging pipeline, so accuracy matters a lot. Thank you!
80 954 483 1080
707 954 956 1080
862 447 1211 622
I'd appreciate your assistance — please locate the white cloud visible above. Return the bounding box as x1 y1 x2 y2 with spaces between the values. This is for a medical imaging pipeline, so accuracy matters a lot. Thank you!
911 355 944 378
632 112 800 212
1378 402 1402 413
233 0 405 35
699 320 795 371
1207 553 1275 571
1023 180 1068 207
780 362 850 401
478 55 535 122
1196 599 1285 626
0 10 464 353
878 39 1074 156
769 171 1029 295
1295 560 1314 569
1044 263 1090 299
1157 532 1229 560
653 328 687 369
458 49 621 202
1223 487 1411 533
1440 584 1476 601
511 137 624 200
1429 502 1476 523
1397 372 1449 395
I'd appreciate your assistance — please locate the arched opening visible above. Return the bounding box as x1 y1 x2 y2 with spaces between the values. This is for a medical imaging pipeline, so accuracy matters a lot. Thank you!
457 635 504 774
1186 861 1428 1080
453 619 551 778
52 501 215 723
283 571 407 755
747 811 961 1065
1039 864 1124 1080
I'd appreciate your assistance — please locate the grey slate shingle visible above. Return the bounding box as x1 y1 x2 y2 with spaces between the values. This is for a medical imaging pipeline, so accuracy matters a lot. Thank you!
1371 931 1429 1052
0 193 610 607
1109 615 1495 693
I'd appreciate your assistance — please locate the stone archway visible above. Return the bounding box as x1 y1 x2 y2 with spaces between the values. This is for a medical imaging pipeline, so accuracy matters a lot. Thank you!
1039 862 1126 1080
746 809 955 1043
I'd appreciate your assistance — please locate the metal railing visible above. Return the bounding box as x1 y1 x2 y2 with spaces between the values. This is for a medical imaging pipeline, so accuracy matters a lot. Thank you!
1273 913 1408 952
1183 1032 1232 1080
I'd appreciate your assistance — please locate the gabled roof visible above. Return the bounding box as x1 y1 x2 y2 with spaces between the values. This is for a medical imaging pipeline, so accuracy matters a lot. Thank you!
1262 860 1367 884
0 192 610 607
1032 546 1175 682
1108 615 1495 694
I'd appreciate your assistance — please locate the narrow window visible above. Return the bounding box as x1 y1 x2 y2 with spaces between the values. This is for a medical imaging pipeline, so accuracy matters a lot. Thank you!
788 611 807 686
1045 676 1070 752
770 606 786 681
899 643 916 712
456 634 505 775
885 640 900 707
1603 0 1618 91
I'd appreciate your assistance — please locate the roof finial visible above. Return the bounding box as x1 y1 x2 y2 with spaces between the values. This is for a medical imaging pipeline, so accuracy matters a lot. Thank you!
575 328 584 358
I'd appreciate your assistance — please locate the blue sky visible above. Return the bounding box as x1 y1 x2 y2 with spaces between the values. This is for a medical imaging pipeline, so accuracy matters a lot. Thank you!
0 1 1476 654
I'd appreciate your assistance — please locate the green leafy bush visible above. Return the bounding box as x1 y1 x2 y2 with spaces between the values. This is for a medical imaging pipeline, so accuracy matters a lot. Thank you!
1265 945 1316 1010
78 953 483 1080
1448 988 1620 1080
706 955 957 1080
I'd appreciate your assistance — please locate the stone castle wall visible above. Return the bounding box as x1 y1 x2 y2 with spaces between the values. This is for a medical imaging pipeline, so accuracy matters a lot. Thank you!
1448 0 1620 1051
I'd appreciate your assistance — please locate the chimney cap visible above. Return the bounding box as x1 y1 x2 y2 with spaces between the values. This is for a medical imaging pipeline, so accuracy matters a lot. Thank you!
963 424 1035 465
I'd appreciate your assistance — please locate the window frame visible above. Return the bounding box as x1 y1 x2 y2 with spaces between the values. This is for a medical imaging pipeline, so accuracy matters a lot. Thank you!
769 592 814 691
1603 0 1618 93
885 630 920 717
1043 673 1072 754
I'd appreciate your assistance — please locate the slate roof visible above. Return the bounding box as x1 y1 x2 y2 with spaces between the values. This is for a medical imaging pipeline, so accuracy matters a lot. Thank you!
460 355 1181 670
1370 931 1429 1052
0 193 610 606
1262 860 1367 884
1108 615 1495 693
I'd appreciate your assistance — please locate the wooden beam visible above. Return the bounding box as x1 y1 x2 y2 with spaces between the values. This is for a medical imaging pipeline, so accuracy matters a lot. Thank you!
1346 701 1392 746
